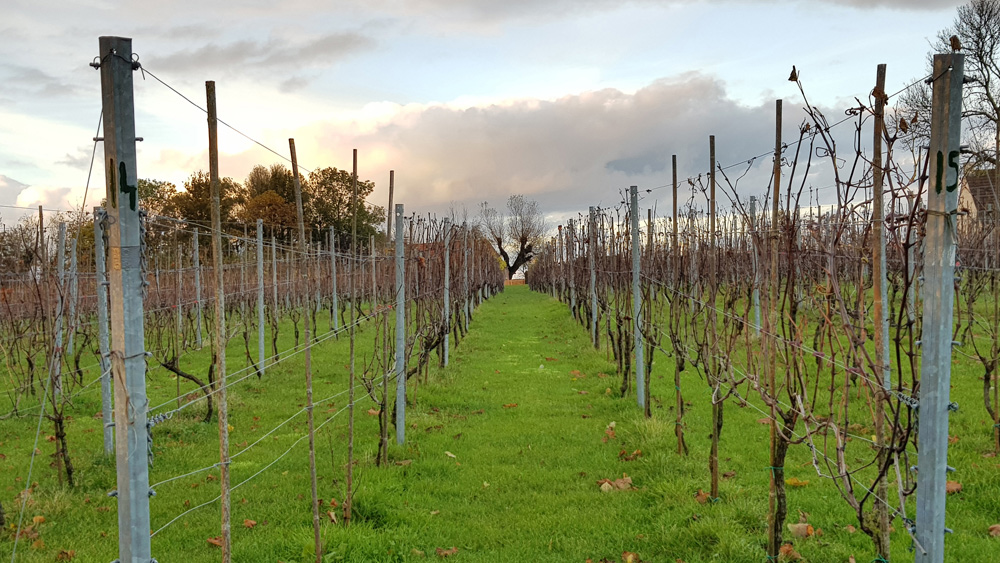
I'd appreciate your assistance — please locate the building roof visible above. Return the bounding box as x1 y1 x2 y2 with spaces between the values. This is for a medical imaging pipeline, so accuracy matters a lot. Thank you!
965 169 1000 215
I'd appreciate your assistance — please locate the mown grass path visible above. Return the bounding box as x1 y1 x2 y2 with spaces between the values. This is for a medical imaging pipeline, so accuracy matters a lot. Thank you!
6 285 997 562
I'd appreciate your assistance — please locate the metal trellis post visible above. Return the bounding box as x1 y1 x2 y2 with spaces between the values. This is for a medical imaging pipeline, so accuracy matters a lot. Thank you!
915 52 965 563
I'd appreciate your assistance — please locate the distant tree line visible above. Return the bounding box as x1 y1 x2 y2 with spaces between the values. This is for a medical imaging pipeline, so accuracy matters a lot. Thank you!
139 163 385 249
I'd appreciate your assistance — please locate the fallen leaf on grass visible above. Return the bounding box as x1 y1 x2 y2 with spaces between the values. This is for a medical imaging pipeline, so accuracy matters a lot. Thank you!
989 524 1000 537
787 523 814 538
622 551 641 562
46 435 56 442
784 477 809 488
946 481 963 494
55 550 75 561
845 524 856 533
757 418 771 425
545 357 558 362
243 519 257 529
430 510 440 515
778 543 801 560
597 473 633 492
327 511 338 524
619 449 642 461
694 489 710 504
849 556 857 563
367 408 381 416
31 539 44 550
598 372 609 378
32 515 45 525
603 422 617 443
579 390 589 395
207 536 223 547
722 471 736 479
949 435 960 444
570 370 584 377
436 546 458 557
503 403 518 409
444 451 457 459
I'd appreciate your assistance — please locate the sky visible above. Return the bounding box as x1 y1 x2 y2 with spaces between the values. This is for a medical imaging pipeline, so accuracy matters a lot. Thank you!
0 0 966 228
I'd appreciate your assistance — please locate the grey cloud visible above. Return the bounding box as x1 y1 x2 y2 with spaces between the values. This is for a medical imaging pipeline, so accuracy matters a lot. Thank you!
0 64 79 98
341 73 792 220
606 152 670 176
146 31 375 77
361 0 957 25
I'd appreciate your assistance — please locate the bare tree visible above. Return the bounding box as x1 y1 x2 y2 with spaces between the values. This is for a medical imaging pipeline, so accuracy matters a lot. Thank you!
480 195 546 279
901 0 1000 175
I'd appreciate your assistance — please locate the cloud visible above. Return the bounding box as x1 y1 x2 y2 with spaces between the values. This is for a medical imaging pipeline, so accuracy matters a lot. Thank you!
146 31 376 78
357 0 957 27
299 73 792 221
0 64 79 99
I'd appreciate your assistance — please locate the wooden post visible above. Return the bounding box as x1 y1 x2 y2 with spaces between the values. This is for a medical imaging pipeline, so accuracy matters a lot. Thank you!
443 218 451 366
257 219 266 376
871 63 891 560
345 148 359 523
386 170 394 247
291 138 322 561
708 136 721 499
193 227 203 348
766 100 783 560
630 186 645 411
206 80 232 563
394 204 406 445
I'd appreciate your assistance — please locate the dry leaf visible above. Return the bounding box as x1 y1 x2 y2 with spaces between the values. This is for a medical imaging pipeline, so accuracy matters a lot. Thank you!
32 515 45 525
846 524 857 533
785 477 810 488
619 449 642 461
949 435 960 444
989 523 1000 537
367 408 381 416
622 551 641 563
503 403 518 409
327 511 338 524
787 523 814 538
579 390 589 395
545 357 557 362
600 482 614 493
435 546 458 557
444 451 457 459
55 550 76 561
46 435 57 442
207 536 223 547
849 556 857 563
778 543 802 560
722 471 736 479
694 489 710 504
757 418 771 425
430 510 440 515
243 519 257 529
946 480 963 494
31 539 44 550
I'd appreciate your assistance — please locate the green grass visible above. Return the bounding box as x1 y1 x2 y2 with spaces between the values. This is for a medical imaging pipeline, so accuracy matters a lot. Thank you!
2 286 999 561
